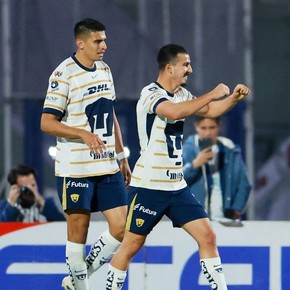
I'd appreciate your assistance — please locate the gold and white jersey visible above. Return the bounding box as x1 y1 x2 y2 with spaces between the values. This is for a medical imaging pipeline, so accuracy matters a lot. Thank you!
131 82 194 191
43 55 119 177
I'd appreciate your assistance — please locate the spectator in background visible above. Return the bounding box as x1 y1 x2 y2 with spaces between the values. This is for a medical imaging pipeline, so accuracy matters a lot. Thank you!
183 116 251 222
0 164 65 222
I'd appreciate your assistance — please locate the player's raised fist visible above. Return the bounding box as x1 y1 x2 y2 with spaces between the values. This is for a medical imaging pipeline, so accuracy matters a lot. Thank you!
233 84 250 101
211 83 230 100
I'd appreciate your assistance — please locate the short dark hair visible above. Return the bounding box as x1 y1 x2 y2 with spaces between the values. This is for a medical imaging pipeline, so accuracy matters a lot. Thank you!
7 164 36 185
74 18 106 38
194 116 221 124
157 44 188 71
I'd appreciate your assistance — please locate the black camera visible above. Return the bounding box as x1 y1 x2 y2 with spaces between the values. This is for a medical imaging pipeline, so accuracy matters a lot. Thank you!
18 186 35 208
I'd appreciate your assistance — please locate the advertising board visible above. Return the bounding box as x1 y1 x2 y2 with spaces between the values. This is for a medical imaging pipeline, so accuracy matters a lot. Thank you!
0 221 289 290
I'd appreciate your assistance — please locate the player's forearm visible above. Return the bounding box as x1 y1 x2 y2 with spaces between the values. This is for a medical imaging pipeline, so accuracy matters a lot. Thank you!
200 94 239 118
157 92 214 120
41 114 84 139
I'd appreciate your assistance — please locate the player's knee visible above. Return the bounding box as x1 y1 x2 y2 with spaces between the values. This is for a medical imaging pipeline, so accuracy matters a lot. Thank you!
122 235 145 256
108 216 127 241
109 223 126 242
202 228 217 248
67 219 90 243
68 225 89 243
114 228 125 242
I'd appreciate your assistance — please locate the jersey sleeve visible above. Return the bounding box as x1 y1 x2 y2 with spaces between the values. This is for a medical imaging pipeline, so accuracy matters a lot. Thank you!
42 64 69 118
106 66 116 101
141 84 168 114
176 86 195 101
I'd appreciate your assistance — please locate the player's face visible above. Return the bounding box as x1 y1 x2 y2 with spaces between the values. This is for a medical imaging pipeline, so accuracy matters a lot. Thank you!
195 119 220 142
82 31 107 62
171 53 192 85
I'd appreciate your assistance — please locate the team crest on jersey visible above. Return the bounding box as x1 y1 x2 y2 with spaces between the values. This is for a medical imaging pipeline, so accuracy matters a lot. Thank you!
50 81 59 90
70 194 80 202
54 71 63 77
136 218 145 227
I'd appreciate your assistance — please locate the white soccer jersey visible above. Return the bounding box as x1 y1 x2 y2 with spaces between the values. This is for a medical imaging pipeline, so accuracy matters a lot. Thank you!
131 82 194 191
43 55 119 177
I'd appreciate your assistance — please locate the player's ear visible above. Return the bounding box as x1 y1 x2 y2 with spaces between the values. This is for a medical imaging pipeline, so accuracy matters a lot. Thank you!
166 63 173 74
76 38 84 50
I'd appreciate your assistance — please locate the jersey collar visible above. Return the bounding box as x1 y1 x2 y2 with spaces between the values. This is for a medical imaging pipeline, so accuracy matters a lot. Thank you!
71 53 96 72
154 82 174 98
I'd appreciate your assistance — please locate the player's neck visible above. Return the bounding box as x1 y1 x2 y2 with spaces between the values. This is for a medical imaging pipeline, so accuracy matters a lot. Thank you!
156 75 178 94
75 51 95 69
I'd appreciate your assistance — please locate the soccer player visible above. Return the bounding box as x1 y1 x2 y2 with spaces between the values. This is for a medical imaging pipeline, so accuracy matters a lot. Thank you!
105 44 250 290
41 18 131 290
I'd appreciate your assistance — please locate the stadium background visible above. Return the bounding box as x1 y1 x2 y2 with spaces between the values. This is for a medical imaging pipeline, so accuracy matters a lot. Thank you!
0 0 290 219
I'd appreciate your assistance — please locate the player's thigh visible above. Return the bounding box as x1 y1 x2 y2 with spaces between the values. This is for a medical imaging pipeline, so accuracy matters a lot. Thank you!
182 217 216 244
57 176 94 211
96 171 128 212
103 205 127 240
166 186 208 227
126 187 169 235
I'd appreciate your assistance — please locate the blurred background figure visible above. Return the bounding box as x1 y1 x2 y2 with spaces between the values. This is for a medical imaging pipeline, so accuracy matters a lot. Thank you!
0 164 65 222
183 116 251 222
255 136 290 220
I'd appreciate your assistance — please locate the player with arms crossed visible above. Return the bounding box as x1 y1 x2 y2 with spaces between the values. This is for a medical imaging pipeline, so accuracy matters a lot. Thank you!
105 44 250 290
41 18 131 290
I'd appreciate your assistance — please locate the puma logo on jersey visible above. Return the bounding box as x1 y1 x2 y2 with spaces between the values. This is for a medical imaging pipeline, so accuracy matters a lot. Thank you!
70 194 80 202
136 218 145 227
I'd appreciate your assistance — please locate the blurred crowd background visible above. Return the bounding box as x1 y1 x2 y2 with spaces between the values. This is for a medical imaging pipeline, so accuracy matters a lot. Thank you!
0 0 289 220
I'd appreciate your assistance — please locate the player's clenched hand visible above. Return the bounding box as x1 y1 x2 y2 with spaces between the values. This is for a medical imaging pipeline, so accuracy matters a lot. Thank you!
211 83 230 100
79 130 106 154
232 84 250 101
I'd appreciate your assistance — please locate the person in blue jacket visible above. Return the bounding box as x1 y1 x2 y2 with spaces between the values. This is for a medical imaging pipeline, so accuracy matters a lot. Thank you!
183 116 251 221
0 164 65 222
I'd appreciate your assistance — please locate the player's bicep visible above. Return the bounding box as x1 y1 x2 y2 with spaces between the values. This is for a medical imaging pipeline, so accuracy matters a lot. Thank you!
40 112 60 133
155 100 176 118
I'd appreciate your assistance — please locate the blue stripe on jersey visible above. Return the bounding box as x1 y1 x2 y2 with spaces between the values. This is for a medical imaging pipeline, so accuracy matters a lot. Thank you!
85 98 113 140
152 97 168 113
43 107 64 118
164 121 184 166
146 113 157 144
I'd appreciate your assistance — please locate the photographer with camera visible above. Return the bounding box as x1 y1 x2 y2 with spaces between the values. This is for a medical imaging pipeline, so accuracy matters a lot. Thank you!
183 116 251 223
0 164 65 222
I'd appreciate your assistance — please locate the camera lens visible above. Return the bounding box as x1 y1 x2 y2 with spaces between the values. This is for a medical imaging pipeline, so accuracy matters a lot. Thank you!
18 186 35 208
